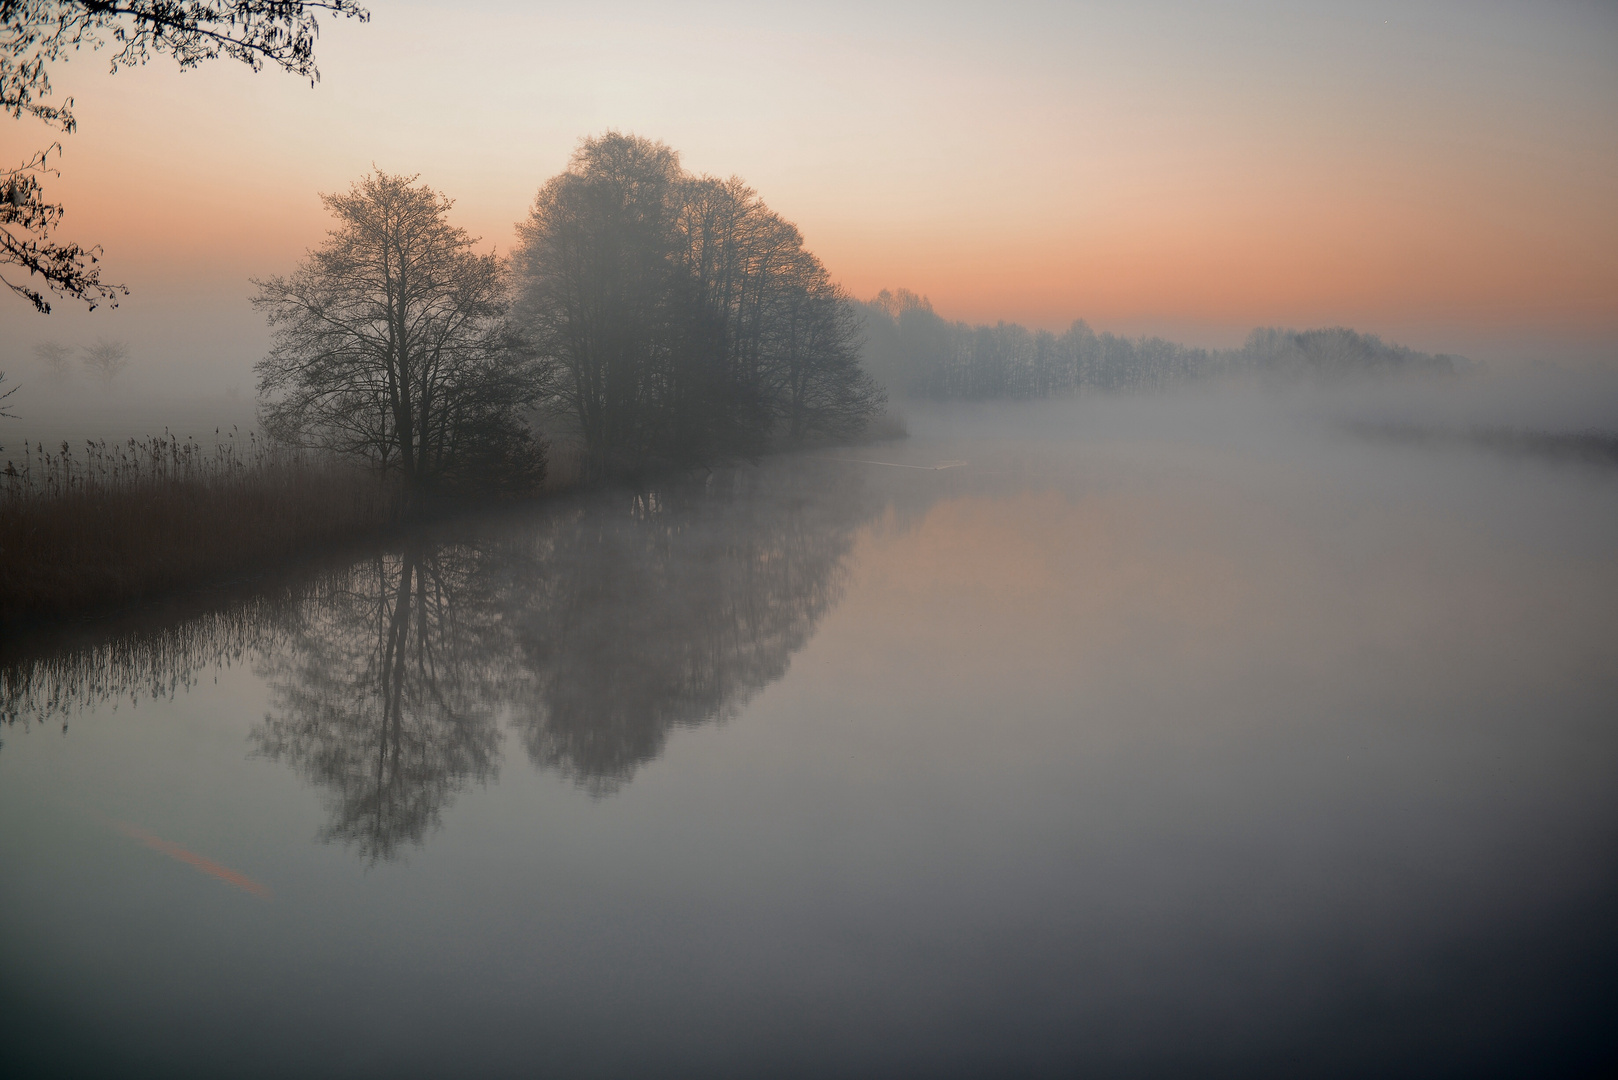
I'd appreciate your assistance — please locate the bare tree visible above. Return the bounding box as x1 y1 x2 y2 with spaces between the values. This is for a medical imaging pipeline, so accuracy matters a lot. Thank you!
3 1 369 313
32 337 70 379
79 337 128 384
254 170 548 492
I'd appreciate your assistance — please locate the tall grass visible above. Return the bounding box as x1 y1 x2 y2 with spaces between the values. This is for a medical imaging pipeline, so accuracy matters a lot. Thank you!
1 430 394 625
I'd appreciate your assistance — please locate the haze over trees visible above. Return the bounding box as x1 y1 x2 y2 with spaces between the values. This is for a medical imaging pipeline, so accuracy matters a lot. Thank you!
5 142 888 627
858 289 1464 399
1 0 369 312
80 338 128 384
31 340 72 380
514 133 884 480
249 145 884 494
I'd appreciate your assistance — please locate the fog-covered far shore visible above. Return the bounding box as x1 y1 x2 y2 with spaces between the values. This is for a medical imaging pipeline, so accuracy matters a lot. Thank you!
1 282 1612 442
0 383 259 455
6 357 1616 465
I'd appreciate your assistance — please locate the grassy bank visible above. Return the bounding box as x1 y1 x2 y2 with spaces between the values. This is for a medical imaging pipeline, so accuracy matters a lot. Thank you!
0 411 909 632
1 432 393 627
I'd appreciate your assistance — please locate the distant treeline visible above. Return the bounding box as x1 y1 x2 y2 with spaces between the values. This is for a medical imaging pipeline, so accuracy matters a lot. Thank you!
856 289 1465 400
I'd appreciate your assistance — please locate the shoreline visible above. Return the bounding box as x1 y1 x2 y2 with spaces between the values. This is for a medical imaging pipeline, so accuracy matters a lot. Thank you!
0 419 908 650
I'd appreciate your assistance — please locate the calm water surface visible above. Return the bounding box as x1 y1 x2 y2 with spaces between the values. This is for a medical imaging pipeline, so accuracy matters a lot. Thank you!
4 391 1617 1078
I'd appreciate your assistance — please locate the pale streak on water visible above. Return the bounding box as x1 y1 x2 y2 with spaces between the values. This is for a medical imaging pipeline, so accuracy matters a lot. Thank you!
2 385 1616 1078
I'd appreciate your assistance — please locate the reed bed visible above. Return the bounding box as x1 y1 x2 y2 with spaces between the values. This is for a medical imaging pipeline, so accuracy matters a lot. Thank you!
1 430 394 625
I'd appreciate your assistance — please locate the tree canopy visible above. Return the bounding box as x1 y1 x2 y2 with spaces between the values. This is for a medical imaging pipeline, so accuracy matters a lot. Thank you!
514 132 883 479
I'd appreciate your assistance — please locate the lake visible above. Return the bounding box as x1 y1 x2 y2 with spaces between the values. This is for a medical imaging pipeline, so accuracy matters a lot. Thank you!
4 385 1617 1078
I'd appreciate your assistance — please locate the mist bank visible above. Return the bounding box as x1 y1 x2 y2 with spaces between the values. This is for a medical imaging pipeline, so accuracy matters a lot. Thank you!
5 335 1618 1080
857 289 1470 400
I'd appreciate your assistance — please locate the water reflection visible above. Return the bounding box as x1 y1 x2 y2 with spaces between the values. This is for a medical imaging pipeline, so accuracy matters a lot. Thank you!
6 395 1618 1076
3 457 885 856
253 545 507 861
511 468 861 793
0 588 294 735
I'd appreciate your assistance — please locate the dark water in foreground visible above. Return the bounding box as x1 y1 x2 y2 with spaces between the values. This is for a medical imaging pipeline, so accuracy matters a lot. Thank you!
3 391 1617 1078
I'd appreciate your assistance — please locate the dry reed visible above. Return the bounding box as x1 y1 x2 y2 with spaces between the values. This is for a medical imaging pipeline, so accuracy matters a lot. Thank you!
1 429 394 625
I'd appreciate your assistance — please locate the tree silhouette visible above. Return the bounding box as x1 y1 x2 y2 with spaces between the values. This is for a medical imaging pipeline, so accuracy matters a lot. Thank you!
79 336 127 384
32 338 72 379
254 170 548 493
515 134 686 477
0 143 125 312
2 0 369 312
515 133 883 479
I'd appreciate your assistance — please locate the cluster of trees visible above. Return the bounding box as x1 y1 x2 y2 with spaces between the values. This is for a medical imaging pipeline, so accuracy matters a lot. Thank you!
1238 326 1465 380
32 339 129 384
254 138 884 494
514 133 883 478
858 289 1463 400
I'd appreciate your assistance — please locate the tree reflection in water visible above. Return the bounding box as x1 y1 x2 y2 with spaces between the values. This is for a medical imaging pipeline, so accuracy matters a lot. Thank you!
252 545 508 861
242 457 876 856
511 463 863 793
2 459 884 859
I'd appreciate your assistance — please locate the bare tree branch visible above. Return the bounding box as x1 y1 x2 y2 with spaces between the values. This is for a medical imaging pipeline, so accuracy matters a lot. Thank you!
0 143 125 311
2 1 369 312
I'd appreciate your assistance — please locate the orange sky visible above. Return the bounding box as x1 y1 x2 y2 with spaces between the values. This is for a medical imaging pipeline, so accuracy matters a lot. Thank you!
3 0 1616 389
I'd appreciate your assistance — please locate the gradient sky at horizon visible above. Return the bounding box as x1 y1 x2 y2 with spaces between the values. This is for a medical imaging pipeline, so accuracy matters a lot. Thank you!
2 0 1615 391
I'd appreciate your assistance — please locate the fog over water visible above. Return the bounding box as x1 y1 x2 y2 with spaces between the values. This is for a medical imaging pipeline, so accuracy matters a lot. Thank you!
3 383 1618 1077
5 0 1615 1072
